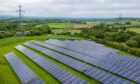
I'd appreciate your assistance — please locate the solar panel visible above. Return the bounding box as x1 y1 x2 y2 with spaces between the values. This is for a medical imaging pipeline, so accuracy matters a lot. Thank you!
15 45 87 84
5 52 44 84
47 40 140 66
84 68 131 84
38 40 140 83
25 42 132 84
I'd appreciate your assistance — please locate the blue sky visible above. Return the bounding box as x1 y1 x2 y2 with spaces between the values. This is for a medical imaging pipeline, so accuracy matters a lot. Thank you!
0 0 140 18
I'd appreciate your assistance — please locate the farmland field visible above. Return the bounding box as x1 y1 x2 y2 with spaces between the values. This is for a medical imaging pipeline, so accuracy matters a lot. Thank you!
48 23 75 29
128 28 140 34
48 23 95 29
52 29 81 34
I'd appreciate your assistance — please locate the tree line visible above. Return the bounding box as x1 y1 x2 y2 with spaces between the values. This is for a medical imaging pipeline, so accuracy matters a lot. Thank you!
79 23 140 57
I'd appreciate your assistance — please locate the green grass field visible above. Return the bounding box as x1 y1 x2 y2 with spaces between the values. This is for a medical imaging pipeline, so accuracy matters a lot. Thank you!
52 29 81 34
0 35 100 84
128 28 140 34
48 23 75 29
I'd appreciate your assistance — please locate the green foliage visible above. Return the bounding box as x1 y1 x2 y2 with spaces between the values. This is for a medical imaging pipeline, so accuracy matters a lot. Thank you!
95 30 105 38
131 35 140 47
25 24 51 36
115 32 132 42
126 40 139 47
79 23 140 57
125 21 131 25
0 33 5 39
90 36 140 57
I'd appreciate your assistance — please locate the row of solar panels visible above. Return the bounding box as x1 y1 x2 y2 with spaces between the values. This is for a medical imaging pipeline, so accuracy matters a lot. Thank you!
42 39 140 83
45 39 139 67
15 45 87 84
24 42 132 84
5 52 44 84
45 39 118 58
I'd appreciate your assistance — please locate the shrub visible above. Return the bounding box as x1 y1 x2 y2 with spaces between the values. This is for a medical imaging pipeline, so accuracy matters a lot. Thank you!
131 35 140 47
0 33 5 39
126 40 139 48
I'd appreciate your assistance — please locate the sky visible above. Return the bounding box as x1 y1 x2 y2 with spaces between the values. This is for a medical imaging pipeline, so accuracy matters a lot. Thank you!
0 0 140 18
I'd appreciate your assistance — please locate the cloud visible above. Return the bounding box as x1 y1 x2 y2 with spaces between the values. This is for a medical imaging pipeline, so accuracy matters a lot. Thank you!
0 0 140 17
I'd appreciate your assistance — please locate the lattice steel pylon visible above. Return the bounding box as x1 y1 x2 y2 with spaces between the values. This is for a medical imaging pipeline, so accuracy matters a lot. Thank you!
17 5 25 36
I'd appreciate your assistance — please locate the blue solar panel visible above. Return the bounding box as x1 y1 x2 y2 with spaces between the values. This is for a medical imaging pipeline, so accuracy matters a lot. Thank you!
15 45 87 84
43 40 140 83
5 52 44 84
25 42 132 84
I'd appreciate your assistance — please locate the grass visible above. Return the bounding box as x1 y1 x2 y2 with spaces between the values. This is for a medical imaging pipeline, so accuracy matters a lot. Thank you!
52 29 81 34
128 28 140 34
0 35 84 84
48 23 75 29
105 45 136 57
118 51 135 57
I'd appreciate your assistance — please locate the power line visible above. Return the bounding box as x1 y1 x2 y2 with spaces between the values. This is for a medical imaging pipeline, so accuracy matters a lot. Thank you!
17 5 25 35
118 14 122 25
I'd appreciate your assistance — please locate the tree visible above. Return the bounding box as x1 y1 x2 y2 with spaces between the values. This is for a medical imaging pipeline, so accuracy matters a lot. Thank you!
131 35 140 47
0 33 5 39
95 30 105 38
115 32 132 42
125 21 131 25
126 40 139 47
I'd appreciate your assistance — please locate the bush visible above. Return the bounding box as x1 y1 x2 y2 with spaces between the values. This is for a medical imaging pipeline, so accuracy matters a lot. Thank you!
131 35 140 47
115 32 132 42
125 21 131 25
95 30 105 38
126 40 139 48
90 36 140 57
0 33 5 39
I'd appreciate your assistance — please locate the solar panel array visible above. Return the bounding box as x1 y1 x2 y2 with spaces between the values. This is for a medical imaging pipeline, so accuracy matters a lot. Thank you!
45 39 118 57
5 52 44 84
42 39 140 83
15 45 87 84
24 42 132 84
25 42 92 72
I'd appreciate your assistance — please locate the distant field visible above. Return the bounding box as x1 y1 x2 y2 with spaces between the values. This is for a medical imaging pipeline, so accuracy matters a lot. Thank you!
48 23 75 29
128 28 140 34
52 29 81 34
48 23 95 29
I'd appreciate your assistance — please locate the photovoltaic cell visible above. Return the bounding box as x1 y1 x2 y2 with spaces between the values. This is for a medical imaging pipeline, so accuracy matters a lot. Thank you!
25 42 132 84
15 45 87 84
43 39 140 83
5 52 44 84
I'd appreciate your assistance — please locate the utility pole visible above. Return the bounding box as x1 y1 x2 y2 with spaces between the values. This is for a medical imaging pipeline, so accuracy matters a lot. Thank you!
119 14 122 25
17 5 25 36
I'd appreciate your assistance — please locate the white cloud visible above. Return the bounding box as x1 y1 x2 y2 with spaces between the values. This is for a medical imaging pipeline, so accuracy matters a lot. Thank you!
0 0 140 17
